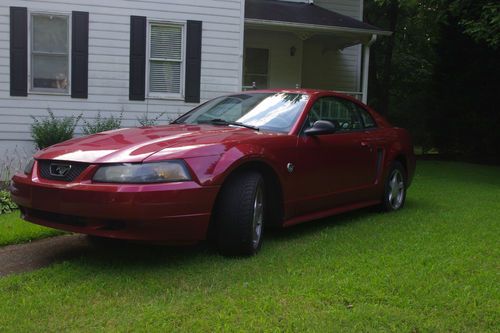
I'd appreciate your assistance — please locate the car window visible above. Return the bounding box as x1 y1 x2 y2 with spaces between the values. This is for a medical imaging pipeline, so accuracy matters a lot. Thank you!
355 105 378 129
176 92 309 133
303 97 363 133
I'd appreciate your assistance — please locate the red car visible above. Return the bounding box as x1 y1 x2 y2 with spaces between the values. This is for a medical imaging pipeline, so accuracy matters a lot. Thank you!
11 89 415 256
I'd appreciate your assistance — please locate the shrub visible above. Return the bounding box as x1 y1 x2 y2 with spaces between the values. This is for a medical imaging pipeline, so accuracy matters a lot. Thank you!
0 190 17 215
137 112 166 127
83 112 123 135
31 110 82 149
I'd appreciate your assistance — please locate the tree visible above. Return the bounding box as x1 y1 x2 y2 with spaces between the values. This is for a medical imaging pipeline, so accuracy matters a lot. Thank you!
364 0 500 162
430 0 500 162
365 0 440 150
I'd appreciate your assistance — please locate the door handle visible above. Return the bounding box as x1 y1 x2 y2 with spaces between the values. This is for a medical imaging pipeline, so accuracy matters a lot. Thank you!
360 141 374 152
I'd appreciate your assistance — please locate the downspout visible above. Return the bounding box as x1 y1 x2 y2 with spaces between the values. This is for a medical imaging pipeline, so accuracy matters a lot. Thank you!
361 34 377 104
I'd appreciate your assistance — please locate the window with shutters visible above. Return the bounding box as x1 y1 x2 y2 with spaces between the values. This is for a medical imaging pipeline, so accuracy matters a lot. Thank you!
147 22 185 98
30 13 70 93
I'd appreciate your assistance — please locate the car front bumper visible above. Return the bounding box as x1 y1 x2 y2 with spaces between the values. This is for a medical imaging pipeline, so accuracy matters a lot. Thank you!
10 171 220 243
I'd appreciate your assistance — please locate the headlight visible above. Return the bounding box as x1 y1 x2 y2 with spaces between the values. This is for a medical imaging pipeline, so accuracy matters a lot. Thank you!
92 160 191 183
24 158 35 175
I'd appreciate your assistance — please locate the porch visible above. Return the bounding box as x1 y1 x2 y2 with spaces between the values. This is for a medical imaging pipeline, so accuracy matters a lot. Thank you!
242 0 390 102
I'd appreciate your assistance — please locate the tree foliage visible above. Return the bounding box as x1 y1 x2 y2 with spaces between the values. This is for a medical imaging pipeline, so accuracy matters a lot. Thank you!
365 0 500 162
445 0 500 49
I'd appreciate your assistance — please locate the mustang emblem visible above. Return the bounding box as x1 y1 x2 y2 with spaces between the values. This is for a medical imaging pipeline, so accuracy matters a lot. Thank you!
49 163 72 177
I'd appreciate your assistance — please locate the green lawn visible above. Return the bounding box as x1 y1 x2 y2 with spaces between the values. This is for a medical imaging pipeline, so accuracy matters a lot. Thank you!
0 211 63 246
0 161 498 332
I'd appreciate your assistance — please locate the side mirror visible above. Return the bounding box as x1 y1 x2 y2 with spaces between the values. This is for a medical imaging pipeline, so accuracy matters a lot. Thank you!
304 120 337 136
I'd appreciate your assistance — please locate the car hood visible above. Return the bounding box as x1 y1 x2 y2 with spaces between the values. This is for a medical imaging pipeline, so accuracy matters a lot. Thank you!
34 124 270 163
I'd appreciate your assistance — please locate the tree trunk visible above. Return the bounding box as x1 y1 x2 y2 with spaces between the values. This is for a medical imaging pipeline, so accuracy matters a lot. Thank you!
378 0 399 115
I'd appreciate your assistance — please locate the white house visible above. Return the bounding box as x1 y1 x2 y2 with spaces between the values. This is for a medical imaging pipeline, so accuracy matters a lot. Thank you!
0 0 388 159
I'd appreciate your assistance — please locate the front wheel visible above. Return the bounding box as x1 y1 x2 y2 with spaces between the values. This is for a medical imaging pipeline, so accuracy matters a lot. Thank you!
214 171 265 257
381 162 407 212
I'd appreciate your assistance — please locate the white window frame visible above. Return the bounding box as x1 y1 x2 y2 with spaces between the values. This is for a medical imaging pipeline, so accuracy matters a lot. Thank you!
28 11 71 95
146 20 186 100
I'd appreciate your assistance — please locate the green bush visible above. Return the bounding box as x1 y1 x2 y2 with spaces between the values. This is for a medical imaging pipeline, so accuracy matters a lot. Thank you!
31 110 82 149
137 112 166 127
83 112 123 135
0 190 17 215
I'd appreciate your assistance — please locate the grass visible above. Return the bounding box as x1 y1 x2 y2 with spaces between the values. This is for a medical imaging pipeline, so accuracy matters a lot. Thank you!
0 161 498 332
0 211 64 246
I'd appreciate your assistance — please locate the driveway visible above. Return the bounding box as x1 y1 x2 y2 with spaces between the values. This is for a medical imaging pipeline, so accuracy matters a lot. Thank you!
0 235 90 277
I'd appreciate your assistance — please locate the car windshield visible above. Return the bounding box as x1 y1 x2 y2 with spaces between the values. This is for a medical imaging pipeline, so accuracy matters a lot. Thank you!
175 92 309 133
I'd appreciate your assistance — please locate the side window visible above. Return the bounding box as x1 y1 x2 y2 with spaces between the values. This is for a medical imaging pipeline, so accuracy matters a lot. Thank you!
303 97 362 133
356 105 378 129
31 13 70 93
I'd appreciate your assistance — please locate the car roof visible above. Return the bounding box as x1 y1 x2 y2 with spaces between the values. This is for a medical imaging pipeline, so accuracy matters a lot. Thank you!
233 89 369 108
234 88 357 99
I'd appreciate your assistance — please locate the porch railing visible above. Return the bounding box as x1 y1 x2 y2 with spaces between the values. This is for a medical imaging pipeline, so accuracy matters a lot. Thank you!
335 91 363 100
240 84 364 101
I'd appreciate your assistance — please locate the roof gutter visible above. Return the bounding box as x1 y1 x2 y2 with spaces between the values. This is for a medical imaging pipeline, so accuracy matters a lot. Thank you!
244 18 392 36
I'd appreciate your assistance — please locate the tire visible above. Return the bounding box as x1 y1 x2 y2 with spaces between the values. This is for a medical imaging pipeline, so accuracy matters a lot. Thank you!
214 171 265 257
381 161 407 212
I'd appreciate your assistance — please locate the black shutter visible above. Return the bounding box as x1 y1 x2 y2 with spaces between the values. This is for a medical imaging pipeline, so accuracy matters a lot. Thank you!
71 11 89 98
129 16 146 101
10 7 28 97
185 20 202 103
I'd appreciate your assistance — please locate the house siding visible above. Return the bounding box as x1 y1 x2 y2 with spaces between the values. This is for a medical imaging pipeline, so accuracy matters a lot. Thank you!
313 0 363 94
0 0 244 154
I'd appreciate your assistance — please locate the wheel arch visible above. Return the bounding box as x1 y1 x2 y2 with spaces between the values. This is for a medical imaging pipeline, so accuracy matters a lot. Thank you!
210 159 285 232
394 154 408 175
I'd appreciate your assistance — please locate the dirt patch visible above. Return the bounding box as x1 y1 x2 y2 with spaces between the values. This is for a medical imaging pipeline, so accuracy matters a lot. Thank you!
0 234 90 277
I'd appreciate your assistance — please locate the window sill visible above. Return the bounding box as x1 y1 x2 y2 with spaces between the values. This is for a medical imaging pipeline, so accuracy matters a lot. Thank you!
146 94 185 102
29 90 70 97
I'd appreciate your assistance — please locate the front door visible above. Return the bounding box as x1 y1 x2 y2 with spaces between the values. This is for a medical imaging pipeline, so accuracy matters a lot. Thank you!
293 96 378 216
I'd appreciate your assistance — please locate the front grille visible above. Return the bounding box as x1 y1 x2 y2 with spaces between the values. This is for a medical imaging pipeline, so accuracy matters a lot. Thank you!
22 207 87 227
38 160 89 182
21 206 126 230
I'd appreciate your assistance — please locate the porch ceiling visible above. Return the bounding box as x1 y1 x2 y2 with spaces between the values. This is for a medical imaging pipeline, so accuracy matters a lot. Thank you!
245 0 391 46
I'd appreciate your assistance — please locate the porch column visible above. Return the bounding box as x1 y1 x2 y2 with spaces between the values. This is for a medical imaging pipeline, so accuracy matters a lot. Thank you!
361 34 377 104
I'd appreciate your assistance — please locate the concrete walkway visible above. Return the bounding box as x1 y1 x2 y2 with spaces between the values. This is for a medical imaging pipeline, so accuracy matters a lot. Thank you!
0 235 90 277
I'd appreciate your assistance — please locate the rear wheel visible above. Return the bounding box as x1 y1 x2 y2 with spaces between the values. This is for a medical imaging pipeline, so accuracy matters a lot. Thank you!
214 171 265 257
381 161 406 211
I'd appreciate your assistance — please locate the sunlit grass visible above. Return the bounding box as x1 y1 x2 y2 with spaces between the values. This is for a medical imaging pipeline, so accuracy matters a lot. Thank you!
0 212 63 246
0 161 498 331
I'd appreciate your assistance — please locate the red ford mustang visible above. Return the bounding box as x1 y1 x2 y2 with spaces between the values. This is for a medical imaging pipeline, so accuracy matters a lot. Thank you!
11 89 415 256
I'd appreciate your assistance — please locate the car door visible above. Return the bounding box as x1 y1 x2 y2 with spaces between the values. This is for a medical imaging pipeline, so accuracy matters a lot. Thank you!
293 96 378 216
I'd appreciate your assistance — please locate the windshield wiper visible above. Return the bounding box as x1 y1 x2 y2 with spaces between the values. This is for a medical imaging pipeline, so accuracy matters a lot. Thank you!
207 119 259 131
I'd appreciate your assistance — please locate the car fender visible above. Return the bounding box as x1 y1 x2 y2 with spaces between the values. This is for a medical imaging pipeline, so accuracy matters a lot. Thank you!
184 143 286 187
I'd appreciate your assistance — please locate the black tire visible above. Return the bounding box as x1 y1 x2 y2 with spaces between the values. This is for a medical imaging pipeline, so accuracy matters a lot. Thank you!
214 171 265 257
381 161 407 212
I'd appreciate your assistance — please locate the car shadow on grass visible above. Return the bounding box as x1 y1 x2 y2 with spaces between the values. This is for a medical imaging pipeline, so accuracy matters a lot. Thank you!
22 198 432 274
60 207 380 267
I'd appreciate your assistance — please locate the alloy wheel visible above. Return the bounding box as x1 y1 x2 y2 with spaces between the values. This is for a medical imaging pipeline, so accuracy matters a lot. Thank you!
252 184 264 248
388 169 405 210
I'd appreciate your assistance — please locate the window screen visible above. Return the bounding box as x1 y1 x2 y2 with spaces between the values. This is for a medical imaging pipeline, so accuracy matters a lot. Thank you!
149 24 183 95
31 14 69 92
